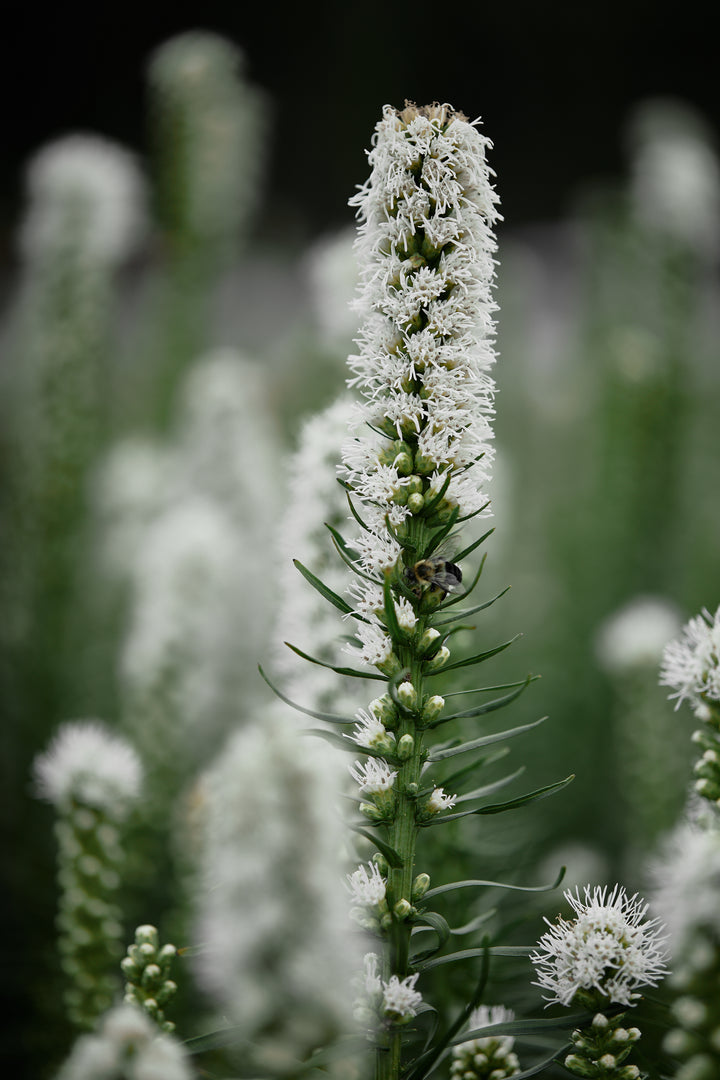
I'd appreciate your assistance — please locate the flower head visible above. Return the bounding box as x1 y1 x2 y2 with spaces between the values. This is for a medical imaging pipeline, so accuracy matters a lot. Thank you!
650 821 720 958
347 861 387 906
531 885 669 1007
348 757 397 795
660 605 720 710
381 972 423 1021
33 721 142 816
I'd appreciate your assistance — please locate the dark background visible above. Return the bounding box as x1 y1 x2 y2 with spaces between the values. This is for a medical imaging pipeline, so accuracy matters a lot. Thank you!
0 1 717 251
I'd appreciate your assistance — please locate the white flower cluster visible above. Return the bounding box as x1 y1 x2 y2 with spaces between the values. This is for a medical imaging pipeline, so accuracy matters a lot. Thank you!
660 605 720 712
34 721 142 817
358 953 423 1023
531 885 669 1007
54 1003 192 1080
341 102 500 666
451 1004 520 1080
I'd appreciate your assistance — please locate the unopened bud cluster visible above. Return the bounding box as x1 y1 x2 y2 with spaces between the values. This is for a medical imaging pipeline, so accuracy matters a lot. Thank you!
564 1013 642 1079
451 1005 521 1079
122 924 178 1033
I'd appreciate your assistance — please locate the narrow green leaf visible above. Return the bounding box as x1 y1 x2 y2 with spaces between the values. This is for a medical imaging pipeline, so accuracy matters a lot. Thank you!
450 1014 588 1042
258 665 356 725
292 559 364 620
451 527 494 564
432 586 511 625
424 867 565 906
284 642 386 680
346 492 372 533
324 521 360 561
457 500 492 524
454 767 526 803
382 574 404 643
428 717 546 761
430 634 522 675
410 911 451 963
473 774 574 815
439 746 510 790
428 676 537 726
351 825 404 868
449 909 496 936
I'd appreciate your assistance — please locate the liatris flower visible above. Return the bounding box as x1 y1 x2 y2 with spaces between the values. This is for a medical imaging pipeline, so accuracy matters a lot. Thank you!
34 721 142 1028
54 1002 192 1080
450 1005 521 1080
121 924 178 1034
532 884 668 1008
650 822 720 1077
192 706 362 1068
355 953 423 1027
147 31 263 253
660 605 720 808
531 885 668 1079
595 596 682 674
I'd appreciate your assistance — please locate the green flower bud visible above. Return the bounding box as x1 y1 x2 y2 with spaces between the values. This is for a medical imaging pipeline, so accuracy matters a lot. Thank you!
414 453 435 476
406 475 424 496
407 492 425 514
417 627 441 654
598 1054 617 1069
360 801 389 822
563 1053 595 1077
411 873 430 901
617 1068 640 1080
397 681 417 709
405 782 418 796
422 694 445 722
378 652 402 677
393 899 413 919
592 1013 610 1030
397 734 414 760
135 925 159 947
426 645 450 670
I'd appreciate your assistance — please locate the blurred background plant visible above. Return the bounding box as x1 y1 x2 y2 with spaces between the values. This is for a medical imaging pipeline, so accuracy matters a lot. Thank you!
0 14 718 1080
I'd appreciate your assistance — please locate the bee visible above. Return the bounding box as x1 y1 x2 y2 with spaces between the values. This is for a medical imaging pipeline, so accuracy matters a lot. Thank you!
405 553 463 598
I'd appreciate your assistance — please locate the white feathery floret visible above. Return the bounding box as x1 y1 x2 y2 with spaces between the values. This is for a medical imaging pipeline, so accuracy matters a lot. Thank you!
531 884 669 1007
33 721 142 816
54 1003 192 1080
349 757 397 794
660 605 720 710
595 595 682 674
347 861 387 905
20 134 147 264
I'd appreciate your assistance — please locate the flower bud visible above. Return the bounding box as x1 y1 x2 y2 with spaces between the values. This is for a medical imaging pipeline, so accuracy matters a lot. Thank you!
422 694 445 722
397 681 417 709
426 645 450 670
397 734 414 760
411 873 430 901
417 627 441 654
407 492 425 514
393 899 413 920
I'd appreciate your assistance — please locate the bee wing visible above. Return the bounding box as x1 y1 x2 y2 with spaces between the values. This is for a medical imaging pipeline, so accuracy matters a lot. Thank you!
432 566 462 592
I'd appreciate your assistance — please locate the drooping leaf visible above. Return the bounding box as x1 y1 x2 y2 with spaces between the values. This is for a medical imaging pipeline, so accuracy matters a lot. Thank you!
453 767 526 803
423 865 565 903
258 665 356 725
284 642 386 680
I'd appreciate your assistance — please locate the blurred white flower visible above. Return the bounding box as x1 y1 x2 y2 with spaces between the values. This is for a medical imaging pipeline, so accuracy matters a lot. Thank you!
304 226 359 347
627 97 720 256
650 821 720 959
34 721 142 815
595 595 682 674
20 134 147 265
531 884 669 1006
451 1004 521 1080
54 1003 192 1080
193 707 361 1060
